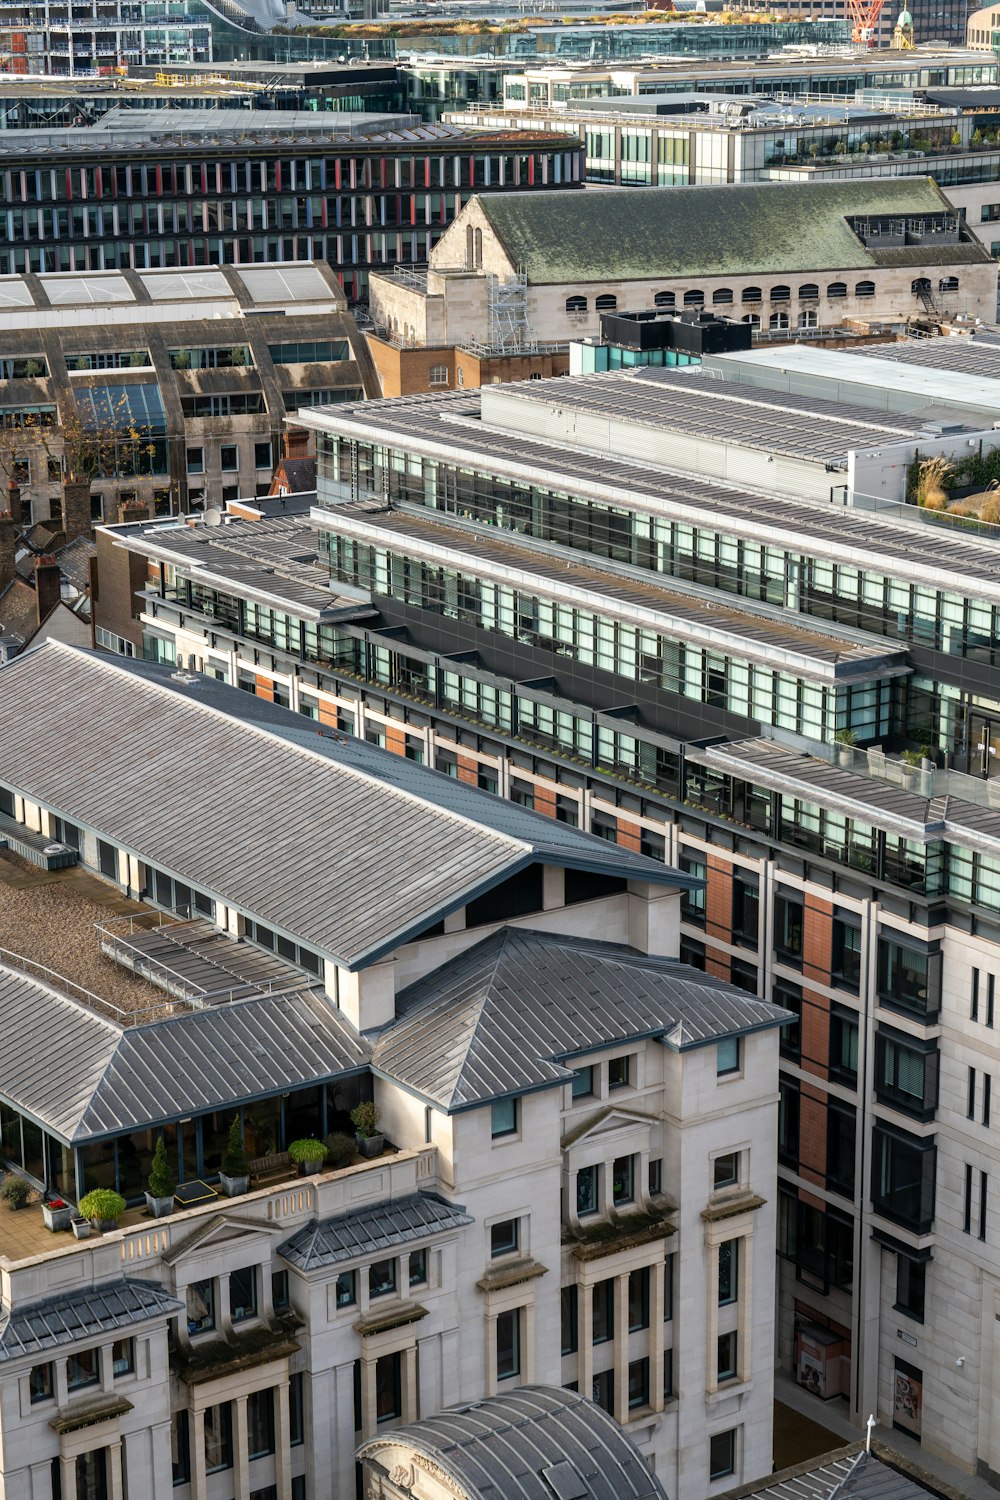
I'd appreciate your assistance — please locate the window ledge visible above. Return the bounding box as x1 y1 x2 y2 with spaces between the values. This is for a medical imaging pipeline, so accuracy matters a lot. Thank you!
49 1395 134 1436
171 1317 302 1386
564 1207 676 1261
701 1192 766 1223
476 1257 549 1293
353 1301 429 1338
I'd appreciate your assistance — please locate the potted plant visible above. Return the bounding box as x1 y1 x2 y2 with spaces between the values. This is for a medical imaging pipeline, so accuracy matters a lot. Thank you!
71 1215 91 1239
42 1197 73 1231
0 1177 32 1211
219 1115 249 1197
288 1138 328 1175
834 728 857 769
79 1189 126 1231
351 1101 385 1159
145 1138 176 1219
324 1132 357 1170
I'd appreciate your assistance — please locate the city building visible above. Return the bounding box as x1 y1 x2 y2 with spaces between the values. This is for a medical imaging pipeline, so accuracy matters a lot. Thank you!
0 639 790 1499
91 348 1000 1481
569 308 752 377
368 178 996 352
0 261 377 529
0 111 582 301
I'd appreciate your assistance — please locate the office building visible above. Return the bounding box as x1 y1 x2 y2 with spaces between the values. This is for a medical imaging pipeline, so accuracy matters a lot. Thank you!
91 345 1000 1481
0 640 790 1499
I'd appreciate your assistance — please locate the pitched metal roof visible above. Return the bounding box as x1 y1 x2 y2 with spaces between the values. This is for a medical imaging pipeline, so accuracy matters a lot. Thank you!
0 963 370 1144
0 1279 182 1362
473 178 979 284
373 927 792 1111
358 1385 669 1500
278 1192 473 1270
738 1450 937 1500
0 645 690 971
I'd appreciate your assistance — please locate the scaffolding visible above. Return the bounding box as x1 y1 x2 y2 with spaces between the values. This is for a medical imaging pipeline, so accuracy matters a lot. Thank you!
468 266 538 356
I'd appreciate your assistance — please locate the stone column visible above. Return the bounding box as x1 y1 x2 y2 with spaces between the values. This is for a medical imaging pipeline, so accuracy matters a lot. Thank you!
523 1302 536 1385
578 1283 594 1402
651 1255 666 1412
614 1274 630 1425
484 1312 499 1398
233 1394 251 1500
403 1345 419 1422
275 1381 292 1500
190 1408 207 1500
108 1441 124 1500
361 1355 379 1439
59 1455 78 1500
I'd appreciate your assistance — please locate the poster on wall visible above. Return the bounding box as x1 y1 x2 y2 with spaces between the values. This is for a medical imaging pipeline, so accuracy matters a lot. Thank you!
893 1360 923 1438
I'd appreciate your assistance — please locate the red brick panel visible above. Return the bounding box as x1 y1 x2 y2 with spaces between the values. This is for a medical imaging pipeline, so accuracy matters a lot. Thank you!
798 1084 828 1188
317 700 339 728
706 951 731 982
706 854 733 943
533 784 557 819
801 988 830 1080
617 820 642 853
255 675 274 702
457 754 479 787
384 724 407 759
803 894 834 987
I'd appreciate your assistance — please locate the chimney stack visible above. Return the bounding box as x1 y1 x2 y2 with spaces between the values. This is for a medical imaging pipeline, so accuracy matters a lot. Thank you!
117 497 150 526
62 480 92 543
34 555 61 627
282 427 311 460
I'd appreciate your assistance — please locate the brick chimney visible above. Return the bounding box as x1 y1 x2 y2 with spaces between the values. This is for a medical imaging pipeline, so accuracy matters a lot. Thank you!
62 480 92 542
117 497 150 525
34 555 61 626
0 512 15 593
282 427 312 460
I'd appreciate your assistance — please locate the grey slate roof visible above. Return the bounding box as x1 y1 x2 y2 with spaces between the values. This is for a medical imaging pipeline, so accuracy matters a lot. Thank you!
737 1450 937 1500
373 927 792 1111
0 1279 182 1362
358 1384 669 1500
0 963 369 1143
0 644 691 972
473 178 984 284
278 1192 473 1270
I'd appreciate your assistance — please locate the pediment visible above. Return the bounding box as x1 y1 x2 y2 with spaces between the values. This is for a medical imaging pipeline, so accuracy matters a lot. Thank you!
562 1106 655 1152
162 1213 286 1266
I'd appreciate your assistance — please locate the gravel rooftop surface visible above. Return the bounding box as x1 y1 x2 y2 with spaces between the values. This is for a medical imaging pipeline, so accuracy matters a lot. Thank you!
0 853 181 1022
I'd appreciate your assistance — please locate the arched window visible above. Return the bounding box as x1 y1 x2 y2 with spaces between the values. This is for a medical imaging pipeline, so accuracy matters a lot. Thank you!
595 293 617 311
565 295 588 314
770 285 791 302
653 291 676 308
683 289 704 307
769 310 790 330
911 278 932 296
827 282 848 299
798 309 818 329
798 283 819 300
712 288 734 305
855 279 876 298
939 275 959 292
742 286 762 303
428 364 449 387
742 313 761 329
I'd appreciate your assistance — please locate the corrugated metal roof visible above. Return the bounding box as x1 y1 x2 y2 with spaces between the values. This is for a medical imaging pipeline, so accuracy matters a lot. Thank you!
0 963 370 1143
0 1279 182 1362
358 1385 669 1500
0 645 690 972
278 1191 473 1270
738 1451 937 1500
373 927 792 1111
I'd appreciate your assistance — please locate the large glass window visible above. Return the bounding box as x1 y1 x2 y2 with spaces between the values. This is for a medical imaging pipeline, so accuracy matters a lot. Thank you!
496 1310 521 1381
628 1267 650 1331
375 1352 402 1421
593 1279 614 1344
774 891 804 965
369 1260 397 1298
719 1239 739 1305
67 1348 99 1391
830 1006 859 1086
872 1126 936 1233
832 916 862 991
875 1029 938 1120
612 1155 635 1206
247 1388 275 1459
171 1409 190 1487
827 1102 856 1197
230 1266 257 1323
878 936 939 1020
187 1280 215 1335
895 1253 926 1322
576 1165 598 1216
775 980 802 1062
561 1285 578 1355
204 1403 233 1473
709 1430 736 1480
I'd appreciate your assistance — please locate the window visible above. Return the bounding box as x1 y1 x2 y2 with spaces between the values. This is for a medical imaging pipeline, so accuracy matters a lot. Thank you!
491 1097 518 1138
680 855 706 925
875 1028 938 1119
664 1254 675 1322
409 1248 428 1286
186 447 204 474
663 1346 674 1400
171 1409 190 1487
718 1239 739 1305
939 276 959 292
770 284 791 302
571 1066 594 1100
742 313 760 330
204 1403 233 1473
29 1363 54 1403
111 1338 134 1377
188 1278 215 1334
964 1166 989 1240
608 1056 631 1090
830 1005 859 1085
649 1158 662 1195
272 1271 290 1310
576 1165 598 1216
612 1155 634 1206
709 1429 737 1480
248 1388 275 1459
732 874 759 944
653 290 676 308
798 309 818 329
76 1450 109 1500
496 1309 521 1380
491 1219 519 1257
775 980 802 1061
774 891 804 964
742 286 762 302
428 364 449 387
565 295 588 313
289 1372 304 1445
769 311 790 330
877 936 938 1019
716 1037 741 1076
855 279 876 297
827 281 848 299
712 288 734 305
714 1152 741 1190
369 1260 397 1298
982 204 1000 222
799 282 819 299
872 1125 936 1233
335 1271 356 1308
595 293 617 311
67 1347 99 1391
592 1279 614 1343
628 1356 650 1409
592 1369 614 1413
220 444 238 472
561 1285 578 1355
827 1101 856 1197
230 1265 257 1323
628 1267 650 1331
778 1079 799 1167
895 1253 926 1322
254 440 273 470
832 917 862 990
375 1352 402 1420
683 289 705 307
717 1331 738 1382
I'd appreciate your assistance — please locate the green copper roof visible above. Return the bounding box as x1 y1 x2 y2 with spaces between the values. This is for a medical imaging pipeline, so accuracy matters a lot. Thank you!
474 178 969 284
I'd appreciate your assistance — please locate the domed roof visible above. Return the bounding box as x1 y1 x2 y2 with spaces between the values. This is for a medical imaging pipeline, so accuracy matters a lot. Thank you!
897 7 912 22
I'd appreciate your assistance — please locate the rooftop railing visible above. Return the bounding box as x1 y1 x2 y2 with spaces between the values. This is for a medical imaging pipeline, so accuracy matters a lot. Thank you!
0 945 181 1026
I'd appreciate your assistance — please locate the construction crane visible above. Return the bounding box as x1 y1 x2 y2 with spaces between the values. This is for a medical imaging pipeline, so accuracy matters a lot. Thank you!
847 0 886 47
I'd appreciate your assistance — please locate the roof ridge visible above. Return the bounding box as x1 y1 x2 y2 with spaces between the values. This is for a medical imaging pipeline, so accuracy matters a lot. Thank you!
450 929 522 1109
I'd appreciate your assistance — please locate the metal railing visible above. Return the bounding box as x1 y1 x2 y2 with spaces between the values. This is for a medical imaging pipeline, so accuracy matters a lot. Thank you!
0 946 179 1026
94 912 295 1008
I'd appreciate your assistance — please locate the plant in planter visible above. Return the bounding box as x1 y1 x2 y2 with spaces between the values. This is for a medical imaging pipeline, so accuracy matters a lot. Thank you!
350 1101 385 1159
219 1115 249 1197
288 1138 328 1175
0 1176 32 1211
145 1138 176 1219
71 1216 91 1239
834 728 857 768
325 1132 357 1170
79 1189 126 1231
42 1197 73 1232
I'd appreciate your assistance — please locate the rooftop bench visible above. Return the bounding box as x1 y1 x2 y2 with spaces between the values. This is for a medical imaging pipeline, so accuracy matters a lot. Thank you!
248 1152 292 1187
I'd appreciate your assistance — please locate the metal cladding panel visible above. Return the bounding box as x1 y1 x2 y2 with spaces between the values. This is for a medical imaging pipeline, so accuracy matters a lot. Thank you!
373 927 792 1110
359 1386 670 1500
0 1279 183 1361
278 1191 474 1270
